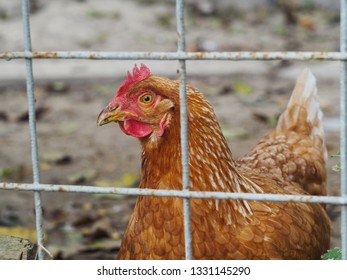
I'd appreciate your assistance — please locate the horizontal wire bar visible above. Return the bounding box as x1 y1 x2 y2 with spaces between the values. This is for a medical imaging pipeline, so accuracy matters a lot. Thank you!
1 51 347 61
1 182 346 205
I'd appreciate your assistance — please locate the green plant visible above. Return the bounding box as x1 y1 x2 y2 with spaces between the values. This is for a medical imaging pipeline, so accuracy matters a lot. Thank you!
85 9 121 19
331 151 341 172
322 248 342 260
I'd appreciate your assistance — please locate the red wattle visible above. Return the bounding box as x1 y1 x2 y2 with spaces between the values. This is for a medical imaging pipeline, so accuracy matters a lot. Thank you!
119 120 152 138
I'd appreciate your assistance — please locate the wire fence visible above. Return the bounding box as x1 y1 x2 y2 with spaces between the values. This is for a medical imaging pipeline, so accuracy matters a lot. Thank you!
0 0 346 260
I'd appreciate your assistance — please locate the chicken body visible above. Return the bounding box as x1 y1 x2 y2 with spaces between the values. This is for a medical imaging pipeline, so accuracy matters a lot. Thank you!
97 65 330 259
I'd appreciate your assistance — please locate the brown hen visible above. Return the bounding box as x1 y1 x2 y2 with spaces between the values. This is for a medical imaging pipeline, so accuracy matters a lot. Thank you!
97 65 330 259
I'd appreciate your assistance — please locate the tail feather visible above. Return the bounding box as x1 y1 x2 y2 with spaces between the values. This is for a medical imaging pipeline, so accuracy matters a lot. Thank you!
238 68 327 196
276 68 326 160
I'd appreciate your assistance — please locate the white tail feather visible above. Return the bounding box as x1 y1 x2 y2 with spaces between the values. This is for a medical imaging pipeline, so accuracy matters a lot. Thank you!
276 68 326 159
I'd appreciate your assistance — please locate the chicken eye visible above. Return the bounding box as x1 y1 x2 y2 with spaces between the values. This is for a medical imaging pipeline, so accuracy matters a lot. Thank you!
139 93 154 105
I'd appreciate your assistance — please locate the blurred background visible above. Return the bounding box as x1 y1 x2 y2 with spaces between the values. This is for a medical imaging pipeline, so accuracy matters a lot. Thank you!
0 0 342 259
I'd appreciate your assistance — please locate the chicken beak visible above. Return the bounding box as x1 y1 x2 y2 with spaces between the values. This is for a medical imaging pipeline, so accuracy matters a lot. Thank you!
97 105 124 126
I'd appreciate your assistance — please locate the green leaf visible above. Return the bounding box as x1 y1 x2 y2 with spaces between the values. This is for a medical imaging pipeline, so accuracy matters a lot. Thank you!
94 172 139 188
330 151 341 157
93 173 139 199
233 81 252 96
85 9 121 19
332 163 341 172
222 128 249 141
322 248 342 260
0 167 12 178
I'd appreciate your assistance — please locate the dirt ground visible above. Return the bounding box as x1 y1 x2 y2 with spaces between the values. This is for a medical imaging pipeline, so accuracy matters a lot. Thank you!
0 0 343 259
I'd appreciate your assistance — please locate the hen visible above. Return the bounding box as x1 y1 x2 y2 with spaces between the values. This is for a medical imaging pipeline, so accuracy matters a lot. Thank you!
97 64 330 260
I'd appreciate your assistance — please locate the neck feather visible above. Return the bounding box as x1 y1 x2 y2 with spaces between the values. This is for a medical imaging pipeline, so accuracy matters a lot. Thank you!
139 87 262 197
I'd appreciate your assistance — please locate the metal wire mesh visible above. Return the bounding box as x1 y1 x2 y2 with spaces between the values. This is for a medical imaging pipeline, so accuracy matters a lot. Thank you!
0 0 346 260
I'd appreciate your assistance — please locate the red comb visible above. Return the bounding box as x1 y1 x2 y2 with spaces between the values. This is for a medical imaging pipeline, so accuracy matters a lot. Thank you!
117 64 151 95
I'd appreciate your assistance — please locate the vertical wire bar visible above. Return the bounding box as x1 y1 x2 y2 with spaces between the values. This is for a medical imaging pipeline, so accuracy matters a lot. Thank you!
21 0 44 260
340 0 347 260
176 0 192 260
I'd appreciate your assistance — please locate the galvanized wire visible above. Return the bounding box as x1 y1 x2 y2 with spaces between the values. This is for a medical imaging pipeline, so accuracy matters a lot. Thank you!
1 183 347 205
21 0 44 260
1 51 347 61
176 0 192 260
340 0 347 261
